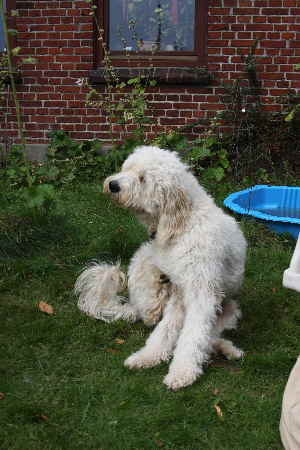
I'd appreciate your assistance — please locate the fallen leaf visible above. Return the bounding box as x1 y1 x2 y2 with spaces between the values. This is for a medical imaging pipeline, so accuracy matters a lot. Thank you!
33 414 49 423
154 440 164 448
214 403 223 419
39 414 49 421
105 348 120 354
38 301 54 315
115 338 125 345
0 392 5 400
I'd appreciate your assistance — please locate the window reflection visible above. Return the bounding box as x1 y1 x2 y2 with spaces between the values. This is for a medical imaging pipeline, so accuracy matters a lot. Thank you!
0 0 6 51
109 0 195 52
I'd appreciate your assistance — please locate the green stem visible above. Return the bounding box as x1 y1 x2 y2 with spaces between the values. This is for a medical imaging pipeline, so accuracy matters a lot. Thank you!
0 0 31 186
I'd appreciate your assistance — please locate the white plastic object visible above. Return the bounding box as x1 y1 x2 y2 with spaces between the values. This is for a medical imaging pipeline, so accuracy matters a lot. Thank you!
283 234 300 292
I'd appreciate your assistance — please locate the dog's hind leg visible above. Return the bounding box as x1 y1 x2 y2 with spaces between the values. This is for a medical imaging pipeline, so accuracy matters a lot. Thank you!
128 242 171 326
213 338 244 360
212 300 244 359
216 300 242 332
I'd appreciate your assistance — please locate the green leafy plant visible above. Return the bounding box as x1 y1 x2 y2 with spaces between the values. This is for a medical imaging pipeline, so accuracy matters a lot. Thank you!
47 130 140 181
0 2 53 214
285 64 300 122
21 184 56 213
153 130 230 182
152 129 189 152
187 135 230 182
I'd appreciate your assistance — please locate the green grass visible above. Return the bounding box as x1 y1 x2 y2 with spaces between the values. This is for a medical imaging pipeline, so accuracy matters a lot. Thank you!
1 181 299 449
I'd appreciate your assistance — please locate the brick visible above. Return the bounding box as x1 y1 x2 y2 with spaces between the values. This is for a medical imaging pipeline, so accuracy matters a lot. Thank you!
233 8 260 15
260 72 285 80
274 25 288 31
262 8 289 15
200 103 225 110
237 32 252 39
231 39 257 47
42 9 63 16
209 8 231 15
56 56 81 62
253 16 267 23
48 17 61 24
282 32 296 39
267 16 282 23
180 111 193 117
290 41 300 48
54 24 77 31
208 24 229 31
262 105 282 112
231 25 245 31
74 47 92 55
208 48 222 55
208 40 229 47
174 102 198 109
32 115 56 123
261 40 286 48
222 48 236 55
237 16 252 23
160 118 186 125
149 102 173 110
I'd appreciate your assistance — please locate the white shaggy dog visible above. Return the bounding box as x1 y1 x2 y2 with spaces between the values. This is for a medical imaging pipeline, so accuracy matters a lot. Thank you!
75 146 247 390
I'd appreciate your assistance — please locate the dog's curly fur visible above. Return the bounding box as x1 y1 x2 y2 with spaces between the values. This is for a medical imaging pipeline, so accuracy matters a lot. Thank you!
75 146 247 390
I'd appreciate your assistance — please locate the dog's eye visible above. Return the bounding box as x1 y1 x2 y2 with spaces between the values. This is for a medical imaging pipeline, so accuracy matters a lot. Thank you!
139 175 145 183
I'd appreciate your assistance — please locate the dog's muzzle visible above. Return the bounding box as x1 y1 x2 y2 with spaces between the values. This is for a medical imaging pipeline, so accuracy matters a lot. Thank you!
109 180 120 193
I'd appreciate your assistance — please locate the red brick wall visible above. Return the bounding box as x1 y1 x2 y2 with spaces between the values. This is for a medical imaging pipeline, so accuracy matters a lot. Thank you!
1 0 299 144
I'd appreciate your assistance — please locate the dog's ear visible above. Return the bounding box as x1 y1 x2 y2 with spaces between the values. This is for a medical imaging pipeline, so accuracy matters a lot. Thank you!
157 184 192 245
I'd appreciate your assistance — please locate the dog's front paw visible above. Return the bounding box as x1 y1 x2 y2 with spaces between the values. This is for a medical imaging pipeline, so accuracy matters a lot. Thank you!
124 349 161 369
163 365 202 391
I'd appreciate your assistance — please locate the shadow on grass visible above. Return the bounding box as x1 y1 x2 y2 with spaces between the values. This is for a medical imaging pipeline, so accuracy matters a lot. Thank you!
0 212 76 258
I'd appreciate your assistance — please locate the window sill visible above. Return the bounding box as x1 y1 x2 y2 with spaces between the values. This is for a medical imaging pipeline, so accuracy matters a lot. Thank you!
89 67 212 86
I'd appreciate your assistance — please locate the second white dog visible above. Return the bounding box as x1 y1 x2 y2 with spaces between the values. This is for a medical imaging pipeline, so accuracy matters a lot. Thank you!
77 146 247 390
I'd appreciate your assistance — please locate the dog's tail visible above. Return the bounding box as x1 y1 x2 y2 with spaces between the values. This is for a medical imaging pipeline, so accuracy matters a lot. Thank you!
74 262 138 323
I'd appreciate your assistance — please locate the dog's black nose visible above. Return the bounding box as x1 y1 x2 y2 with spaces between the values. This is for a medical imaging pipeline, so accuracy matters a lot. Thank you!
109 180 120 193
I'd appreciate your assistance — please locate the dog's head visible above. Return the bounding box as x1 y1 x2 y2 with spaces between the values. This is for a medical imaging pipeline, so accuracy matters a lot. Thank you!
103 146 192 244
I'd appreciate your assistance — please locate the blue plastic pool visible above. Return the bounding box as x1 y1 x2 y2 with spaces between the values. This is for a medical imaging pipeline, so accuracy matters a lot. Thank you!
224 185 300 239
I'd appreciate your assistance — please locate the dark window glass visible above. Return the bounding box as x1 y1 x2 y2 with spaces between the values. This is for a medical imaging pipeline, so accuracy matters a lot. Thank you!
0 6 5 51
0 0 8 51
109 0 196 52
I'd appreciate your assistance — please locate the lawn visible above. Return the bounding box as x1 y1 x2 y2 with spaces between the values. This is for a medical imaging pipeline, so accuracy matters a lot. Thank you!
1 179 299 450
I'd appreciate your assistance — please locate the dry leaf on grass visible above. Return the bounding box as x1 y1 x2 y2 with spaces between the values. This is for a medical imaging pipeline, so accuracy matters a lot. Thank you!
105 348 120 354
214 403 223 419
0 392 5 400
33 414 49 422
39 414 49 421
115 338 125 345
38 301 54 315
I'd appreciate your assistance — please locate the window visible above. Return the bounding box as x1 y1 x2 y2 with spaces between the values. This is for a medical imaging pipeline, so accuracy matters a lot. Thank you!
0 0 16 52
0 2 6 51
109 1 196 52
91 0 208 84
